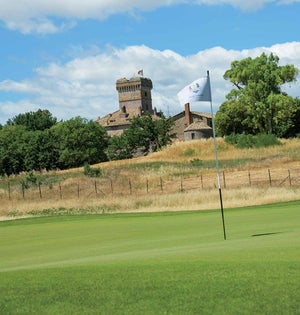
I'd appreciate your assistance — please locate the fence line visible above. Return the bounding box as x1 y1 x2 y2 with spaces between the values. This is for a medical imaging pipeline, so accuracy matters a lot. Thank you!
1 168 300 202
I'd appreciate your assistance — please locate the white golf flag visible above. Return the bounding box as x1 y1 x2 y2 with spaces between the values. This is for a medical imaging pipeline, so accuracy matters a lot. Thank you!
177 76 211 106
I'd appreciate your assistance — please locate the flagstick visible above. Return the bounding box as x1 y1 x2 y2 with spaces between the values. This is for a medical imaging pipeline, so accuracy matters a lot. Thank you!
207 70 227 240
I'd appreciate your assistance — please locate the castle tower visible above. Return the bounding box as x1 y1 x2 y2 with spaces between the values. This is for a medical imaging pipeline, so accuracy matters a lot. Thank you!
116 77 153 114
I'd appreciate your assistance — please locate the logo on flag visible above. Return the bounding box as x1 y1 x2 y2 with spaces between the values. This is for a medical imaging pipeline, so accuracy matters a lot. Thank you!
137 69 143 76
189 82 201 94
177 76 211 106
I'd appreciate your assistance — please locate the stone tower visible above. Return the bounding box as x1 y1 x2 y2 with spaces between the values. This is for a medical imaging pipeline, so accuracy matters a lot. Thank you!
116 77 153 114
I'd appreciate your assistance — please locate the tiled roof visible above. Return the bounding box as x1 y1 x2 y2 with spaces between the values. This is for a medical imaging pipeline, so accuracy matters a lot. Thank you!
184 121 212 131
97 108 141 127
193 111 212 118
172 110 212 120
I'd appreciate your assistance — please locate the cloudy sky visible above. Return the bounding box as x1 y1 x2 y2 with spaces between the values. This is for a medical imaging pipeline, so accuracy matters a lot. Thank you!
0 0 300 124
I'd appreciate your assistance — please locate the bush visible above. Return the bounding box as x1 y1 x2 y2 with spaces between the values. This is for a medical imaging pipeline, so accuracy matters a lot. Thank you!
254 134 281 147
183 148 196 157
224 133 239 145
190 158 204 167
20 171 39 190
83 163 102 177
235 134 256 148
26 171 38 185
225 133 281 148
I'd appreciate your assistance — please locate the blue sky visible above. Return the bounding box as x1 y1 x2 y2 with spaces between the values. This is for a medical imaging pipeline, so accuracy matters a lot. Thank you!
0 0 300 124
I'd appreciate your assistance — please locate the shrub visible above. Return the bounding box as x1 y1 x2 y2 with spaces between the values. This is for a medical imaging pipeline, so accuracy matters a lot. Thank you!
190 159 204 167
83 163 102 177
235 134 256 148
254 134 281 147
225 133 281 148
224 133 239 145
20 171 39 190
183 148 196 157
26 171 38 185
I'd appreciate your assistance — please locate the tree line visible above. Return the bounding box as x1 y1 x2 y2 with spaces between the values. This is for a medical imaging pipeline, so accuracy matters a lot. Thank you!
0 110 175 176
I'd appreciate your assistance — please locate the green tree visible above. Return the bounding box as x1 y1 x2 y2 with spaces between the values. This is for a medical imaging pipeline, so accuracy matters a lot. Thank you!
215 53 299 137
7 109 57 131
107 114 175 161
106 135 132 161
283 97 300 137
22 130 59 171
155 115 176 149
52 117 108 169
0 115 108 175
125 114 158 154
0 125 59 176
0 125 27 176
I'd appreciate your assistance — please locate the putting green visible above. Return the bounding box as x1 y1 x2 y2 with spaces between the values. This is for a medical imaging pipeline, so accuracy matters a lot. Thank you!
0 201 299 314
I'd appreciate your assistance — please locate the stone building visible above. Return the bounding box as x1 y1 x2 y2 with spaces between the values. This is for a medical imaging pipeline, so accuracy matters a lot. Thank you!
171 103 213 141
97 76 212 140
96 76 160 136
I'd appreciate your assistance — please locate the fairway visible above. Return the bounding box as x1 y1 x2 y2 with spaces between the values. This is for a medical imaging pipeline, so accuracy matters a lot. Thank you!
1 201 300 314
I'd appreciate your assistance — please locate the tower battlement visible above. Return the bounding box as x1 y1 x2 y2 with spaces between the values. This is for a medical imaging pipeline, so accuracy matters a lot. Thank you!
116 77 153 114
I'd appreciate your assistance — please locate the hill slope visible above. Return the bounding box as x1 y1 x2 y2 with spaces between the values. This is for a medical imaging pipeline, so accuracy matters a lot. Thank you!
1 138 300 218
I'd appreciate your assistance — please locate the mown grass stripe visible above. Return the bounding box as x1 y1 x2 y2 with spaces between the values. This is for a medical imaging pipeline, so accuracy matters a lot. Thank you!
0 201 299 314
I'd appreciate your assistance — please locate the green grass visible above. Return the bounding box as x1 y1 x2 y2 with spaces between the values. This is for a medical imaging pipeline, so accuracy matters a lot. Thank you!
1 201 300 314
122 159 255 173
190 158 256 169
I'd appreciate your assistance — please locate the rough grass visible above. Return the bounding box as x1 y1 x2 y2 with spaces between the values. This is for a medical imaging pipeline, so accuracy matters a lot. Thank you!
1 138 300 218
0 201 300 314
2 186 300 219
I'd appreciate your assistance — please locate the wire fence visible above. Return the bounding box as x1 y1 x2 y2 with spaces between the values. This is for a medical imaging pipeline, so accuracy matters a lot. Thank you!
1 167 300 203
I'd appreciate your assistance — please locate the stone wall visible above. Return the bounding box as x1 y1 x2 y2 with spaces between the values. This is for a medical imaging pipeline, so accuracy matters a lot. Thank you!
116 77 153 114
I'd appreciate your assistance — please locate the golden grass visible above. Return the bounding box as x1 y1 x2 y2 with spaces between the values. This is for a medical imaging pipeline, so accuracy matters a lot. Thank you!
1 137 300 219
1 186 299 219
131 138 300 163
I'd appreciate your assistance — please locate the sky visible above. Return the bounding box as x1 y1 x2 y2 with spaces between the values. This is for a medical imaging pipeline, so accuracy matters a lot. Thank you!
0 0 300 125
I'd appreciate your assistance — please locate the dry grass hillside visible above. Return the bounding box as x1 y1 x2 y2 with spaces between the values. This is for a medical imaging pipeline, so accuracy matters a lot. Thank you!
1 138 300 219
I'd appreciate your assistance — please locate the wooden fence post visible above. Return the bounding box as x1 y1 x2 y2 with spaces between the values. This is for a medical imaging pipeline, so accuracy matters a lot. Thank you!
160 177 163 192
94 180 98 195
180 176 183 191
129 179 132 194
8 181 11 200
110 178 113 194
268 169 272 186
288 170 291 187
21 182 25 199
200 175 203 189
248 171 251 187
77 183 80 198
59 183 62 199
222 171 226 189
38 182 42 199
146 178 149 194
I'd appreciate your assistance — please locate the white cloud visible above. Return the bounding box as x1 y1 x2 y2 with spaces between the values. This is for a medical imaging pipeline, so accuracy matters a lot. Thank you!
0 0 298 34
278 0 300 3
5 18 76 34
0 100 43 121
1 42 300 124
193 0 274 11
